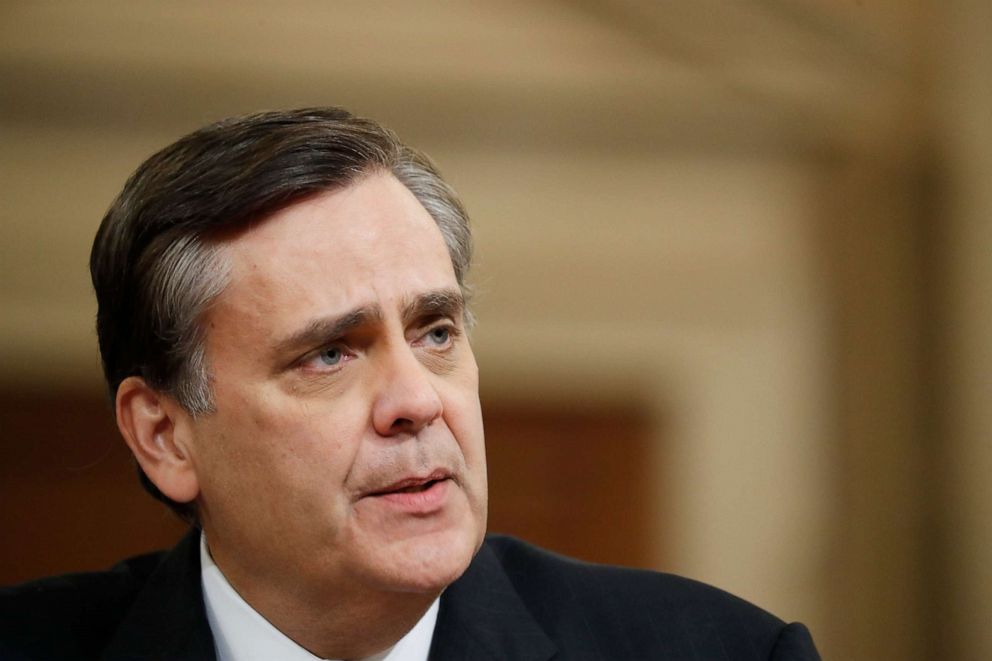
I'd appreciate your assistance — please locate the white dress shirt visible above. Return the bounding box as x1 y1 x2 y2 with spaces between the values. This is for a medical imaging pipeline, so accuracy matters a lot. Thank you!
200 535 439 661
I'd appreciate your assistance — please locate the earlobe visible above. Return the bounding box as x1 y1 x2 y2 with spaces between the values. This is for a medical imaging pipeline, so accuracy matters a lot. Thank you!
116 376 200 504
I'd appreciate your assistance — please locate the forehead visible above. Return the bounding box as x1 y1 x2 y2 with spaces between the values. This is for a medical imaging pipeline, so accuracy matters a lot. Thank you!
210 173 457 329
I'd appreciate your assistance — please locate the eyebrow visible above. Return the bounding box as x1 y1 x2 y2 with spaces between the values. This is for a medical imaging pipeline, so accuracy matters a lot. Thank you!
273 289 465 359
274 306 383 357
402 289 465 325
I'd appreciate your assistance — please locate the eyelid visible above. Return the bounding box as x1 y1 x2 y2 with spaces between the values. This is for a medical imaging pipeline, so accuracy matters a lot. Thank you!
296 341 354 371
415 320 460 345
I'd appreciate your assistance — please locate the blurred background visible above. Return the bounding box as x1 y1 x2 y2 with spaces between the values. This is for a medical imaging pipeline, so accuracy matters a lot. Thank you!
1 1 989 659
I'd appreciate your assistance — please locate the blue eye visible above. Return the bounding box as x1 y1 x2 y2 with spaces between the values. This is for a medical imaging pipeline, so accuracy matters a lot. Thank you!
428 327 450 345
318 347 343 365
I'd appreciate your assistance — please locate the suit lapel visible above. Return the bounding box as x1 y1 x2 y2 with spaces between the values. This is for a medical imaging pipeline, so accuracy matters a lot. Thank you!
430 541 557 661
101 529 216 661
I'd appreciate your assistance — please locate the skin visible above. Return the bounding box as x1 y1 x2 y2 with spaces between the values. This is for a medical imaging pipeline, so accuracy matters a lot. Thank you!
118 172 488 658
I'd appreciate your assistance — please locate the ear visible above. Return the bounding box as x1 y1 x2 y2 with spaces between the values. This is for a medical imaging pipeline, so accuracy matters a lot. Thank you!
115 376 200 504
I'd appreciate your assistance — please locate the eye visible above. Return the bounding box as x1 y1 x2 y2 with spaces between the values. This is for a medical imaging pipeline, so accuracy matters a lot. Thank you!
318 346 344 366
299 344 352 372
426 327 451 346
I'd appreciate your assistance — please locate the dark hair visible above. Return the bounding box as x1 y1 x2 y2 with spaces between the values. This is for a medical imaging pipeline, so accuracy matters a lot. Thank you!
90 107 473 521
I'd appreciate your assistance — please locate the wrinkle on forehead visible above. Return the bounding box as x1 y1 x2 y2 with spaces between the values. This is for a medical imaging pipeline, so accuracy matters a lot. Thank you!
200 174 461 372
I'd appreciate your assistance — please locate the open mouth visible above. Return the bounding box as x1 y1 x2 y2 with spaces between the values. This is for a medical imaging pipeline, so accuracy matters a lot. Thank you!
362 474 451 513
388 479 442 494
367 472 451 498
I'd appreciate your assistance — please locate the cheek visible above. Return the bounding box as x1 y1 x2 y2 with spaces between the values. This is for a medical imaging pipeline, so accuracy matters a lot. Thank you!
444 389 486 466
197 392 362 501
447 361 484 441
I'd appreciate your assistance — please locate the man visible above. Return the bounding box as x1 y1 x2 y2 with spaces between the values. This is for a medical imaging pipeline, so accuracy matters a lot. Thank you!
0 108 820 660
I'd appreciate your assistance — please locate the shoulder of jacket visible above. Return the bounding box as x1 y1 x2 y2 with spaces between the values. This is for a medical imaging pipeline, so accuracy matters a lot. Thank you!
0 550 166 659
482 533 785 630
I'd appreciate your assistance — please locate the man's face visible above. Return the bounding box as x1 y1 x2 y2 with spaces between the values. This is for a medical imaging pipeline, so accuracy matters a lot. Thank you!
182 172 487 599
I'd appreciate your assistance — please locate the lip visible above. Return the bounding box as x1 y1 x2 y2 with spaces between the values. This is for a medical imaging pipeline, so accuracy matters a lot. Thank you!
363 470 452 514
366 469 450 495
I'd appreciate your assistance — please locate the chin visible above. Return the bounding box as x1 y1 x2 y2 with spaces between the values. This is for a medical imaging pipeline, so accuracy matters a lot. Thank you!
370 527 482 595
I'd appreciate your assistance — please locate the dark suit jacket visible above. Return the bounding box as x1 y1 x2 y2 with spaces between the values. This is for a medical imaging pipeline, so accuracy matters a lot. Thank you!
0 531 820 660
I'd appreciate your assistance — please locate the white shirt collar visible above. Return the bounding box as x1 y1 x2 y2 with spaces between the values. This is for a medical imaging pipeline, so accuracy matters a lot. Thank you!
200 534 440 661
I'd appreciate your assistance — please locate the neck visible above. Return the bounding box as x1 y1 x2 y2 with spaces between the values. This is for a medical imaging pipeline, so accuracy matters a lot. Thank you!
204 537 440 660
258 586 437 660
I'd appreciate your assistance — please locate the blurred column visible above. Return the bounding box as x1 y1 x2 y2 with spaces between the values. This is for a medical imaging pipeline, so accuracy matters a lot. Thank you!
821 150 929 661
937 1 992 658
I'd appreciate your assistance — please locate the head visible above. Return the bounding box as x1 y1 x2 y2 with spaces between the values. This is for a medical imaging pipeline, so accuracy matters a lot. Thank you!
91 108 473 517
90 108 487 599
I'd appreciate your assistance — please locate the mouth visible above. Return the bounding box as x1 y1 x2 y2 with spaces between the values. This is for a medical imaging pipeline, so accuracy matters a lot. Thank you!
362 470 453 513
385 479 442 494
366 470 452 497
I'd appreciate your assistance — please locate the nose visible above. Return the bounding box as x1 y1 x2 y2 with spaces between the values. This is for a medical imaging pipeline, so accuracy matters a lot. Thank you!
371 344 444 437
